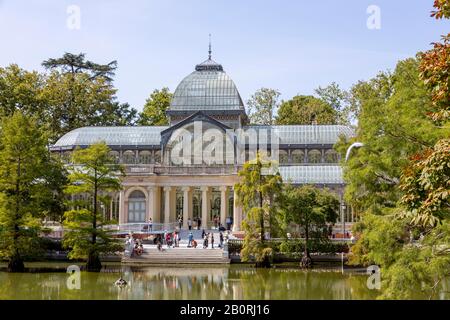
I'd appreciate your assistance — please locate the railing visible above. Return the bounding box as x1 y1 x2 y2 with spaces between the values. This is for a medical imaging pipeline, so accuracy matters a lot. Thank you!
105 222 179 235
124 164 242 176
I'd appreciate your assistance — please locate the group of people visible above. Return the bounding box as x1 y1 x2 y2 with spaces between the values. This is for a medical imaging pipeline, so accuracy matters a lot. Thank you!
177 215 233 231
201 229 224 249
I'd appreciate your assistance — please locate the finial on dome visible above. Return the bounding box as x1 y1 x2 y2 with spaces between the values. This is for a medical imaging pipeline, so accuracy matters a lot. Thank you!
208 34 212 60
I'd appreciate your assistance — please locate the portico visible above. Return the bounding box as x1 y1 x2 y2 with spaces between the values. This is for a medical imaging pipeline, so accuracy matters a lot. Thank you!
119 174 242 230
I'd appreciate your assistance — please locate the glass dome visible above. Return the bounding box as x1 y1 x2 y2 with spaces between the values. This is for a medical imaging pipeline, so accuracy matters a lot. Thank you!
169 58 244 111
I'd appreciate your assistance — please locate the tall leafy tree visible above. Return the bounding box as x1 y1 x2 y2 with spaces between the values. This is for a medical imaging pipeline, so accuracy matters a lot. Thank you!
42 53 137 142
0 112 66 272
281 185 339 268
0 65 48 124
315 82 353 125
234 152 283 267
247 88 280 125
137 87 172 125
276 95 338 125
42 52 117 81
63 142 124 271
343 1 450 299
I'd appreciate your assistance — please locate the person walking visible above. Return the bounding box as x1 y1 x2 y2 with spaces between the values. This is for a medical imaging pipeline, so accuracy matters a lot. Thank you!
203 234 208 249
219 232 224 248
178 215 182 229
210 233 215 249
201 229 206 239
187 218 192 230
148 217 153 231
197 217 202 230
226 216 231 230
188 231 193 247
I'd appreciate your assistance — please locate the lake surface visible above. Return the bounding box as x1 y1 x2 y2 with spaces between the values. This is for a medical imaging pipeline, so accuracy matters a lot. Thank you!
0 262 445 300
0 262 379 300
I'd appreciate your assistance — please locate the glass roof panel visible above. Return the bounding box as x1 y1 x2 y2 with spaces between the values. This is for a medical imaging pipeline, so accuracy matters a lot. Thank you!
279 165 344 184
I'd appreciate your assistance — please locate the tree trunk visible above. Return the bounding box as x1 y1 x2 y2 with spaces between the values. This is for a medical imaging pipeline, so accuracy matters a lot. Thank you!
87 170 101 272
7 252 25 272
86 251 102 272
301 219 312 269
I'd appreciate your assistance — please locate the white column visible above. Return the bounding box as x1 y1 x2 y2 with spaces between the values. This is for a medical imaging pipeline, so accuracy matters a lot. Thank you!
220 186 228 228
182 187 192 229
201 186 210 229
164 186 172 224
119 189 125 224
147 186 160 222
233 188 242 232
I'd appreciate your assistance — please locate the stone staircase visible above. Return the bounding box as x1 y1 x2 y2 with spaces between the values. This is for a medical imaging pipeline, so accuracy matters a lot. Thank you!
122 229 230 264
122 246 230 264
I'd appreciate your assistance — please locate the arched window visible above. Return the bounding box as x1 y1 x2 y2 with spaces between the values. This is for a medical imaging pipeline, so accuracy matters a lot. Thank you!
324 149 339 163
291 149 305 164
123 150 135 164
128 190 146 223
109 151 120 164
308 149 322 163
138 151 152 164
279 150 289 164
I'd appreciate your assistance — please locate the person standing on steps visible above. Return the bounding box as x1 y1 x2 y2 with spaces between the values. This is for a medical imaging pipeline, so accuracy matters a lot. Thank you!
188 231 193 247
187 218 192 230
219 232 224 248
201 229 206 239
203 234 208 249
210 232 215 249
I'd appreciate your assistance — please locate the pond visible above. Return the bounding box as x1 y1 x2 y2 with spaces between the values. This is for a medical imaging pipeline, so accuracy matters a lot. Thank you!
0 262 445 300
0 262 379 300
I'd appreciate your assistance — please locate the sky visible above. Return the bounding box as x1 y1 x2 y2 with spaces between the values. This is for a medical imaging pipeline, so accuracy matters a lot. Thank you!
0 0 449 112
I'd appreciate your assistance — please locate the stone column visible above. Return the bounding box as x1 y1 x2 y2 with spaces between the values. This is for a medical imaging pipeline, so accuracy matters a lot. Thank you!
147 186 160 223
220 186 229 228
182 187 192 229
233 188 242 232
163 186 172 224
201 186 210 229
119 189 125 224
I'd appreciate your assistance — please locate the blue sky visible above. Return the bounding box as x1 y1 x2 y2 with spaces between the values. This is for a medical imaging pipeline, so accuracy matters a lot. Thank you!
0 0 448 111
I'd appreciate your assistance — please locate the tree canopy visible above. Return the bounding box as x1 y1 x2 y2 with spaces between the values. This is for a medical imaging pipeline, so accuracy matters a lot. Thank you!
247 88 280 125
276 95 338 125
137 87 172 125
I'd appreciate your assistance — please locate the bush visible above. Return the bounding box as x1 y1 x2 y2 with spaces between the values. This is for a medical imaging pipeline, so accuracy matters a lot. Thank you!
228 238 349 255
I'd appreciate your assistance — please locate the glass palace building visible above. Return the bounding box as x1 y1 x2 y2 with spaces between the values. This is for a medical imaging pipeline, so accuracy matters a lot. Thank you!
51 54 355 232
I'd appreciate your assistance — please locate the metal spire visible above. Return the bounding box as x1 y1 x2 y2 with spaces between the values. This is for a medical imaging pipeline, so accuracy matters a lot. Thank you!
208 34 212 60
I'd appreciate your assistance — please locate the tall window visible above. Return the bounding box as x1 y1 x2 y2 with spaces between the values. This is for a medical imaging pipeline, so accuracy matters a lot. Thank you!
128 190 146 222
109 151 120 164
324 149 339 163
138 150 152 164
123 150 136 164
279 150 289 164
291 149 304 164
308 149 322 163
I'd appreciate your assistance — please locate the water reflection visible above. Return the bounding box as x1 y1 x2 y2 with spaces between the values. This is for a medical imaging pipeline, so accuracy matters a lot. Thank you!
0 264 445 300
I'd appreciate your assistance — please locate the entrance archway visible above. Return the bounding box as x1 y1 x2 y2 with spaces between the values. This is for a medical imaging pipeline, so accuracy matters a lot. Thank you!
128 190 146 222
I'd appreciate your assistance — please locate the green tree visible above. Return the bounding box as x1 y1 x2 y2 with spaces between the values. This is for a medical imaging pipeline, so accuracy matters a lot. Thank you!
137 87 172 125
234 152 283 267
63 142 124 271
247 88 280 125
42 53 137 141
42 52 117 81
0 64 48 124
276 95 338 125
281 185 339 268
315 82 352 125
0 112 65 272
